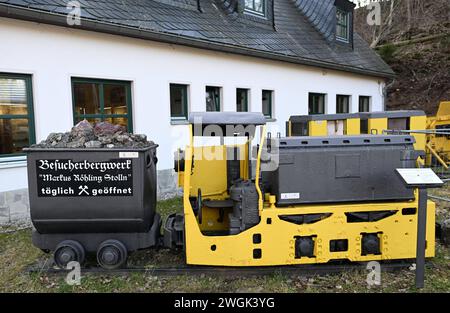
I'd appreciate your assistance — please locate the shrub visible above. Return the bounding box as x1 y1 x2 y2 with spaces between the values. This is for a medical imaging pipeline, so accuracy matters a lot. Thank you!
378 44 397 63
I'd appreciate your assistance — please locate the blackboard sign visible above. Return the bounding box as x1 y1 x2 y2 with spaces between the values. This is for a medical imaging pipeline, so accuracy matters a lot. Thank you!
36 159 133 197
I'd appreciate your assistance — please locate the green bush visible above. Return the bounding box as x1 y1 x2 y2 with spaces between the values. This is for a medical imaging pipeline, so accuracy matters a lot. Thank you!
378 44 397 63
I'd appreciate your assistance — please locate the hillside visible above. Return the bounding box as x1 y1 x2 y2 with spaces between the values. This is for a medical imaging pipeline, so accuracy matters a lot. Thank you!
354 0 450 115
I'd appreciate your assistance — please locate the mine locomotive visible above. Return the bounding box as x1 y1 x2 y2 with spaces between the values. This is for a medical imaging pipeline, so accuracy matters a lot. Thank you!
26 112 436 269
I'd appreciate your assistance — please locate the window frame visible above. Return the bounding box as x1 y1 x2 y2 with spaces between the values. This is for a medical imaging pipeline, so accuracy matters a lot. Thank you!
0 72 36 159
244 0 266 17
170 83 189 121
71 77 133 132
262 89 273 119
309 93 326 115
205 86 222 112
336 8 350 43
236 88 249 112
336 95 351 114
359 96 371 112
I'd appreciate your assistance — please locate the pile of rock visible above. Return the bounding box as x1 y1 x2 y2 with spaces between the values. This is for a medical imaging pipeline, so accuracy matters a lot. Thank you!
32 120 153 149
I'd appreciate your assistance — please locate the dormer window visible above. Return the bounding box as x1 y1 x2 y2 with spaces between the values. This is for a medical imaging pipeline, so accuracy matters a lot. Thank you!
245 0 266 16
336 8 350 42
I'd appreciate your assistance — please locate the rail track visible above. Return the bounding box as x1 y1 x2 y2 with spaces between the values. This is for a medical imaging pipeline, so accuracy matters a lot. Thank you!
27 259 419 277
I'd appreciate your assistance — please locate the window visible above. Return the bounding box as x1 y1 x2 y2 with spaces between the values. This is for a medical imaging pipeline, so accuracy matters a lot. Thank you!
360 119 368 134
388 118 409 131
309 93 326 115
0 73 35 157
262 90 273 118
359 96 371 112
72 78 132 131
245 0 266 16
170 84 189 120
336 8 349 42
336 95 350 113
291 122 309 136
236 88 249 112
206 86 221 112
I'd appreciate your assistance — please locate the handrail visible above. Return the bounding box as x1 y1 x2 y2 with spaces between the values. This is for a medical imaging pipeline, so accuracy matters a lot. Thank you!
426 143 449 170
255 125 266 214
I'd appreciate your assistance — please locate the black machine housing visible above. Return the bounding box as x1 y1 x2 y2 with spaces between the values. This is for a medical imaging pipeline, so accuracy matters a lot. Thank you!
262 135 420 206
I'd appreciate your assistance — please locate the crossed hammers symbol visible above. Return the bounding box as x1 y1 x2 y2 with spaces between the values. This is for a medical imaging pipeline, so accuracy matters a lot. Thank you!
78 185 90 196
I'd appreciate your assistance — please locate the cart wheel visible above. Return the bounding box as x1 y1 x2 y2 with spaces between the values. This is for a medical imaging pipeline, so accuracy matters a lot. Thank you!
54 240 85 269
96 240 128 270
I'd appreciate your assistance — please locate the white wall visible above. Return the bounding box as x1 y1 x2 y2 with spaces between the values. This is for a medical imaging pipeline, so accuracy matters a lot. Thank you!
0 166 28 192
0 18 386 192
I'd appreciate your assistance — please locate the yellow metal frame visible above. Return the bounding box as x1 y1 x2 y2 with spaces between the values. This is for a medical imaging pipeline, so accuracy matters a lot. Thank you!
290 112 429 166
307 118 361 136
183 199 435 266
309 120 327 136
345 118 360 135
179 125 436 267
363 115 427 152
426 101 450 166
411 116 427 152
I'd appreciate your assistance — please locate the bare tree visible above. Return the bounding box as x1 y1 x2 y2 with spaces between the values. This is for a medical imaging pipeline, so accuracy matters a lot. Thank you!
389 0 395 26
369 0 400 48
406 0 412 31
355 0 449 47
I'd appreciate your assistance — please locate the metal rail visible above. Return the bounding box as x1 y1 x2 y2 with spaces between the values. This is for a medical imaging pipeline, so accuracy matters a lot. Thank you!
28 261 417 277
429 195 450 202
383 129 450 135
426 143 449 170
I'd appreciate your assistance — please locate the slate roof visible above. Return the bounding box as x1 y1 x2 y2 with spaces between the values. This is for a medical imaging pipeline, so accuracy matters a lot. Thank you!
292 0 337 42
0 0 395 78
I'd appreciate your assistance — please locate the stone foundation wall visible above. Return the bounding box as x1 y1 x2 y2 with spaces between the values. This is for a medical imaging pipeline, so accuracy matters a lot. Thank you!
0 169 180 227
157 169 183 200
0 188 30 227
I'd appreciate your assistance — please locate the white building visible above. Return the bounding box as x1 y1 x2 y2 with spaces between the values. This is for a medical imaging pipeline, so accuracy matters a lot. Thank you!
0 0 393 224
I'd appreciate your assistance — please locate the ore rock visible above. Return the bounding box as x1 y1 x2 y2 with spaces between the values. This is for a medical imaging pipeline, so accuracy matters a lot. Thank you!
66 137 86 148
98 136 113 144
71 120 94 138
30 119 153 149
94 122 126 136
85 140 103 148
114 134 132 144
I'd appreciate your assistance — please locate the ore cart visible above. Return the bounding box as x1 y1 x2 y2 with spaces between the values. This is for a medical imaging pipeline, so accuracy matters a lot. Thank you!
24 145 160 269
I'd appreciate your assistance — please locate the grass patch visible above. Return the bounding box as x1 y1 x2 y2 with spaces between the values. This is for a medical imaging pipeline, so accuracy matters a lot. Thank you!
0 197 449 293
157 197 183 220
